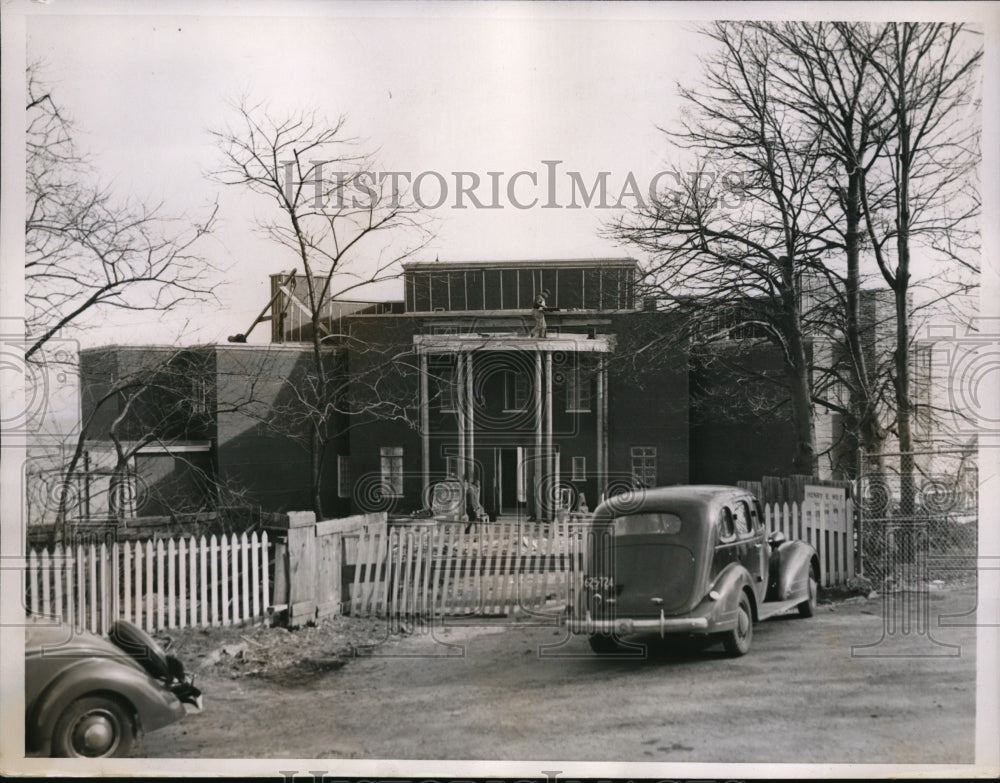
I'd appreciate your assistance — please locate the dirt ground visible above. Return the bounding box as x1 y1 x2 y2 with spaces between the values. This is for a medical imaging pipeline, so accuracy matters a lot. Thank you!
142 584 980 764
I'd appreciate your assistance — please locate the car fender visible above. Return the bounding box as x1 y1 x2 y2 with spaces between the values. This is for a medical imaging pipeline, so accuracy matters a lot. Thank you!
707 562 757 625
771 541 818 602
27 658 184 751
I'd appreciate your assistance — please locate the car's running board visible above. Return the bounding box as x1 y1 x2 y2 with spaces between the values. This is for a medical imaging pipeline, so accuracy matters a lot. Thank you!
757 598 802 621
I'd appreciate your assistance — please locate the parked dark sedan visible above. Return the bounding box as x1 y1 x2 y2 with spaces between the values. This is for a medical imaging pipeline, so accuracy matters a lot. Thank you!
569 485 819 656
25 618 201 757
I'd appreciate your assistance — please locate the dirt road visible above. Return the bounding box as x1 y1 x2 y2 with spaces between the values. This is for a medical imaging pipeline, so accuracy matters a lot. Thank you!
143 587 977 763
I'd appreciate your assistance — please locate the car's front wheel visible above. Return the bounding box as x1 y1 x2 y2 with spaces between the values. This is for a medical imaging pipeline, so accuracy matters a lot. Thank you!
798 565 818 618
722 592 753 657
51 695 135 758
587 633 623 655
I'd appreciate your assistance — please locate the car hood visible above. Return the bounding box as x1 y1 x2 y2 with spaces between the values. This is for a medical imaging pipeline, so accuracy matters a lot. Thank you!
26 619 137 664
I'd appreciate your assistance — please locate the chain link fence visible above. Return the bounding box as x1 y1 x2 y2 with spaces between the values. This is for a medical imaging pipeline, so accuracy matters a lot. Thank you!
857 448 978 587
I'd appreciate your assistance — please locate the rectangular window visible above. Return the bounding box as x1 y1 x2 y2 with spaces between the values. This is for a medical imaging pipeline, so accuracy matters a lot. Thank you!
337 455 352 498
630 446 657 488
504 371 530 411
566 364 592 412
571 456 586 481
438 366 457 412
190 376 209 415
380 447 404 496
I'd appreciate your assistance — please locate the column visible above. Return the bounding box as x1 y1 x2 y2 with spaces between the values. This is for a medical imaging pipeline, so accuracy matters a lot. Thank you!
420 351 429 497
601 356 609 502
466 351 475 481
457 352 466 479
545 351 554 520
596 355 604 502
535 350 543 519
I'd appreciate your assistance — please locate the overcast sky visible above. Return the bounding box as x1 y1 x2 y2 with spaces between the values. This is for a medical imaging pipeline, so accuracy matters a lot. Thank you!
18 3 713 347
8 0 994 353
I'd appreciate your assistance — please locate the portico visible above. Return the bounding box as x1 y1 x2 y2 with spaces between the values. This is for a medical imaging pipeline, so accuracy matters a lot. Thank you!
415 333 614 520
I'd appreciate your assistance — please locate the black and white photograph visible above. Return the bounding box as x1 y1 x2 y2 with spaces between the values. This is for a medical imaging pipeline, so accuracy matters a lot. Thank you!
1 1 998 778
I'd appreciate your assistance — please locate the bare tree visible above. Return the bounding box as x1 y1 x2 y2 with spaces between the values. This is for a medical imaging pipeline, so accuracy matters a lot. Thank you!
209 98 431 517
25 65 218 363
611 22 842 475
854 22 981 510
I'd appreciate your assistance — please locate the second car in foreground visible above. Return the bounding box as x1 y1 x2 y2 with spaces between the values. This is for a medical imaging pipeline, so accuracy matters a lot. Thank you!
569 484 819 656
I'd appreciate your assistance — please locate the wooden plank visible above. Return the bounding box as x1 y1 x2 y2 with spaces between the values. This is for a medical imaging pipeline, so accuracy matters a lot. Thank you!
438 524 456 614
144 541 154 631
156 540 166 630
250 533 260 619
102 543 113 635
40 549 51 619
241 533 251 622
315 511 386 538
457 526 472 614
27 550 38 616
261 531 270 614
65 548 75 630
191 536 201 627
400 528 413 619
314 529 339 620
110 542 120 633
420 526 433 618
485 524 496 612
88 543 98 633
220 534 230 626
199 536 209 627
378 528 393 616
209 535 219 626
846 498 856 580
351 530 371 615
286 523 316 625
53 544 64 623
177 538 187 629
167 539 176 629
539 523 554 609
76 545 86 632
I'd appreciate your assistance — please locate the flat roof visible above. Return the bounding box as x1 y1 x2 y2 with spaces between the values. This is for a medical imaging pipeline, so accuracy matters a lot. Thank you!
403 257 638 272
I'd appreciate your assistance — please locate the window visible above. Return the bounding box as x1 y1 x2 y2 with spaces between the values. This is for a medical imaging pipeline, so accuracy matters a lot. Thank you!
438 367 457 412
718 507 736 541
380 447 404 497
337 455 352 498
571 456 586 481
733 501 751 537
630 446 657 488
504 370 530 411
190 375 209 415
566 362 592 412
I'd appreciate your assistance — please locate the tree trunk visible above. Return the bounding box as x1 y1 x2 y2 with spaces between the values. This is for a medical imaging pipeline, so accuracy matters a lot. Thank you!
844 169 883 465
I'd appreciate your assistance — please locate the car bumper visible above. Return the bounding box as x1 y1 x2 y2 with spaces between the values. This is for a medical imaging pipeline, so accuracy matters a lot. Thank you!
569 610 710 637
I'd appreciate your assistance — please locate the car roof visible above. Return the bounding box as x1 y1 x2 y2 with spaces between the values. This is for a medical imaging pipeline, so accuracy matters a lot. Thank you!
592 484 753 521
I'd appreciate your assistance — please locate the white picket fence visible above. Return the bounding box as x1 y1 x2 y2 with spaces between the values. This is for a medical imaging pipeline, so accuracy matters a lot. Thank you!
764 499 855 587
26 532 271 634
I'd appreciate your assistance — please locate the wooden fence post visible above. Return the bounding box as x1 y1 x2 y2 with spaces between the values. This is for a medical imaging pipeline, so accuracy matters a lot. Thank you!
286 510 317 626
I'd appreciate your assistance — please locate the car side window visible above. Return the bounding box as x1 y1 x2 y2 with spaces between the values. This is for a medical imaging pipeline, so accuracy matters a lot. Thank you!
752 499 764 532
718 507 735 541
733 501 752 538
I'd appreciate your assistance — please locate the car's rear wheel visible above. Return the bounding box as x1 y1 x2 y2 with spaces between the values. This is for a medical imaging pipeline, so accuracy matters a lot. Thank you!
51 695 135 758
798 565 818 618
588 633 623 655
722 592 753 657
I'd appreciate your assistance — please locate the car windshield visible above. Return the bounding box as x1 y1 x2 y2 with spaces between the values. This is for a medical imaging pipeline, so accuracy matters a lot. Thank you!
614 512 682 536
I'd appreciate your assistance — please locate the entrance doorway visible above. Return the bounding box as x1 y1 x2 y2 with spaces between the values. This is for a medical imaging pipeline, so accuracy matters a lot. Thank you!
486 446 528 518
